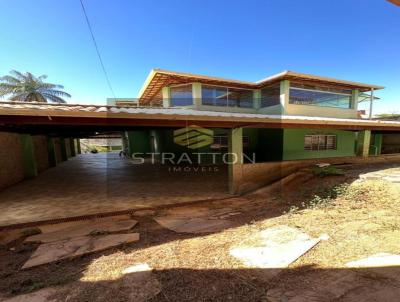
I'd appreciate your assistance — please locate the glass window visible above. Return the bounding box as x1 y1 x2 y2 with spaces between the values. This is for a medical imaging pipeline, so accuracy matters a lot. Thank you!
289 86 352 109
227 89 254 108
211 135 250 150
304 135 337 151
170 84 193 106
202 85 254 108
260 84 280 108
202 85 227 106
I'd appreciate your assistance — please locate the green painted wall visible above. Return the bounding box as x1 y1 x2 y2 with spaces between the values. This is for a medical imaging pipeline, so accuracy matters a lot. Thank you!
127 127 360 163
282 129 356 160
150 128 223 164
47 137 57 167
69 138 76 157
76 139 82 154
255 129 284 162
60 138 68 161
20 134 38 178
126 131 151 156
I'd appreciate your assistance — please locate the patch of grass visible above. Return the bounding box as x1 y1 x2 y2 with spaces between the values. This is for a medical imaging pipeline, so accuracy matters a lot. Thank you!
312 166 344 177
20 228 41 237
290 184 349 212
11 279 45 295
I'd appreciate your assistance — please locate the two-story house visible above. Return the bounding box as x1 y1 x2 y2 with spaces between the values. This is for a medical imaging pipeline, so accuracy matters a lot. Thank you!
125 69 383 162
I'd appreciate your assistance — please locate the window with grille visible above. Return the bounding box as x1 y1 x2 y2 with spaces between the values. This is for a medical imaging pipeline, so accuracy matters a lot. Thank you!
211 135 250 150
304 135 337 151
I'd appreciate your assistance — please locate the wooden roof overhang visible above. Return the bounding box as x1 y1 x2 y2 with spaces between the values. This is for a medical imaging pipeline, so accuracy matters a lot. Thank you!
2 105 400 132
258 71 385 93
138 69 256 105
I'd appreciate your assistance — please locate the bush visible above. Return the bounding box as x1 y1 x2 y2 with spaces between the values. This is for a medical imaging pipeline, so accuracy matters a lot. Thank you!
312 166 344 177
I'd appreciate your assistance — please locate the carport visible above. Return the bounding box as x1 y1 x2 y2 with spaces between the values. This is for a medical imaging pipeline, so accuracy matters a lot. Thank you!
2 102 400 227
0 102 233 227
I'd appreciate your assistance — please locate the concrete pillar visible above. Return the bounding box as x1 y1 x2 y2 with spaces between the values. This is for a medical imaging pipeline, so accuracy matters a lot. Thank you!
192 82 202 109
20 134 38 178
162 87 171 108
253 89 261 110
280 80 290 114
228 127 243 194
369 88 374 120
69 138 76 157
76 139 81 154
60 138 68 161
47 137 57 167
371 133 382 156
356 130 371 157
352 89 359 110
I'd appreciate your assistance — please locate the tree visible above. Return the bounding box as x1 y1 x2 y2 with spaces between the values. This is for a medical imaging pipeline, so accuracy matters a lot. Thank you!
0 70 71 103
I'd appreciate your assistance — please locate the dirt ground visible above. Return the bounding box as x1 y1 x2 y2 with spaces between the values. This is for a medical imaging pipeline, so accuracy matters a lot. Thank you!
0 162 400 301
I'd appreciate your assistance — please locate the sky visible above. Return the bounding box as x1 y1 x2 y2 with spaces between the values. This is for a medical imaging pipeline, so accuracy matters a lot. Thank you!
0 0 399 114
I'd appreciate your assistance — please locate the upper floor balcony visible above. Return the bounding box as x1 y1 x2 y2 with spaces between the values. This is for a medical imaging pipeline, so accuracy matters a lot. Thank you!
138 69 383 119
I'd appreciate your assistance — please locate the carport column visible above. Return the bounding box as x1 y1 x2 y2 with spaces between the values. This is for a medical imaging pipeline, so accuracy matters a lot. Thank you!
69 138 76 157
373 134 383 155
356 130 371 157
280 80 290 114
20 134 38 179
60 138 68 161
369 133 382 156
162 87 171 108
76 139 81 154
47 137 57 167
253 89 261 110
228 127 244 195
192 82 202 109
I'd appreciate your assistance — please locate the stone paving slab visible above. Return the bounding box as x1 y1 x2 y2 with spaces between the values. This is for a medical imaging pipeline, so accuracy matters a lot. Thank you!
22 233 140 269
25 216 138 243
346 253 400 268
154 216 232 233
230 225 322 270
346 253 400 280
359 168 400 184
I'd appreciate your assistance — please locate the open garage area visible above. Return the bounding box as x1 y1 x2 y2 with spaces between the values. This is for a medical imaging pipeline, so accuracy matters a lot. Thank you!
2 102 400 229
0 152 228 227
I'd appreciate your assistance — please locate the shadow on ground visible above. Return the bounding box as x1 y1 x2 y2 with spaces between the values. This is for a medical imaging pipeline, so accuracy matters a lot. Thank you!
8 266 400 302
0 161 399 301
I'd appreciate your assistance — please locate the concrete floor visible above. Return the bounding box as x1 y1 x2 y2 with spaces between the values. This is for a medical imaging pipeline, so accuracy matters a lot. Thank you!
0 153 229 227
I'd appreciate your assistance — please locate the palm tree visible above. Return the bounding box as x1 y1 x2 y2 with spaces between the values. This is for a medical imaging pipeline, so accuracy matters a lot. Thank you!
0 70 71 103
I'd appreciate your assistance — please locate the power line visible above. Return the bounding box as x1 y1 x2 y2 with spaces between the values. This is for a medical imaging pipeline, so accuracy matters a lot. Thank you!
79 0 116 98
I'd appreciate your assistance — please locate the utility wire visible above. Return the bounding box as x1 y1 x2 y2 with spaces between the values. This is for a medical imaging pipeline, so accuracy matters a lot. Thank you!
79 0 116 99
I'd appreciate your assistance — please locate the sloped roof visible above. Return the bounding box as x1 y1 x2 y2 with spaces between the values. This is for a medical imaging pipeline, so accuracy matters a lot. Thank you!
1 101 400 131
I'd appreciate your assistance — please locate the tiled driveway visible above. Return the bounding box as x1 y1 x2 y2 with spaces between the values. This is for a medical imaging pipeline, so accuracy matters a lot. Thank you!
0 153 229 227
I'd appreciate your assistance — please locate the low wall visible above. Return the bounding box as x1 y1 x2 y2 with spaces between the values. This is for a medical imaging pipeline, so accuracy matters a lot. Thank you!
0 132 65 191
0 132 24 190
233 154 400 194
33 136 49 173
